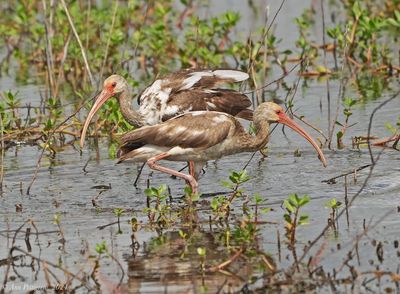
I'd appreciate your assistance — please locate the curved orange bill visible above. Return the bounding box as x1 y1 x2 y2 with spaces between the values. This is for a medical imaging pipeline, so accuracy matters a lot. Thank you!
278 113 327 167
80 89 113 149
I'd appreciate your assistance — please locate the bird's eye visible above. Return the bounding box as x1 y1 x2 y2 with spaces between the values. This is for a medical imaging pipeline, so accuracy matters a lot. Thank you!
111 82 117 87
276 110 281 114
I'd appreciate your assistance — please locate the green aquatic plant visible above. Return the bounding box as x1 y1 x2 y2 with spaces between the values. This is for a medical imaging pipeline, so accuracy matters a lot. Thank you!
0 91 21 131
144 184 172 226
95 241 107 255
113 208 124 234
211 170 250 220
325 198 342 234
283 193 310 247
336 97 357 149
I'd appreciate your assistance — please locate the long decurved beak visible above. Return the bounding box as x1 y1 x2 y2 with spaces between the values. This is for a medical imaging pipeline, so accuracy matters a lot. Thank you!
80 90 113 149
278 113 327 167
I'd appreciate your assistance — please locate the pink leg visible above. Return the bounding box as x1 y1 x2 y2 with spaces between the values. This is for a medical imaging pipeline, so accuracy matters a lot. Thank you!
147 153 198 194
188 161 195 177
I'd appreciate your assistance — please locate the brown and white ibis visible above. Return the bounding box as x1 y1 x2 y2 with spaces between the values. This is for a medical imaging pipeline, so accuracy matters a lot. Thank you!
80 69 252 148
117 102 327 194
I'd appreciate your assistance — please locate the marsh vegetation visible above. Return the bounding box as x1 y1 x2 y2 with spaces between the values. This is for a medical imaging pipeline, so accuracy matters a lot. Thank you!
0 0 399 293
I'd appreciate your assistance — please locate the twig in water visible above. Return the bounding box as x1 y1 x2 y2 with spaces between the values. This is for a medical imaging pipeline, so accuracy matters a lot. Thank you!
209 248 243 272
326 26 350 149
344 175 349 228
133 162 146 187
297 90 400 267
319 0 332 149
322 164 371 184
367 90 400 165
2 220 30 291
26 98 90 195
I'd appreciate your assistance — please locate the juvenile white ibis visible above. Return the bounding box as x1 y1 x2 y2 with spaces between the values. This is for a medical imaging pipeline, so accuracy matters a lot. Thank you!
80 69 252 148
117 102 327 194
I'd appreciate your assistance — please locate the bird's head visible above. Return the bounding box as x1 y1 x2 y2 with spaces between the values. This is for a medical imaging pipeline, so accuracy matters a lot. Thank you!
256 102 327 167
254 102 286 123
80 75 129 149
103 74 129 96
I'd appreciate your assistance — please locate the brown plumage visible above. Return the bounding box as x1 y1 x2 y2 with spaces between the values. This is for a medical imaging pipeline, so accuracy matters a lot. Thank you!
80 69 252 148
117 102 327 194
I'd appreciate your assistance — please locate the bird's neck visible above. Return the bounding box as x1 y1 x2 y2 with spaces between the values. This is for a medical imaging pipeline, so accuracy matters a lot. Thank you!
118 88 144 128
248 119 270 151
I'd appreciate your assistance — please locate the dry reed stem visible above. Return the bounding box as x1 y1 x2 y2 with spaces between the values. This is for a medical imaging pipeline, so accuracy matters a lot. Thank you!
320 0 333 150
54 33 72 97
321 164 371 184
209 248 243 272
247 0 286 74
99 0 119 82
60 0 95 88
0 112 4 192
42 0 56 97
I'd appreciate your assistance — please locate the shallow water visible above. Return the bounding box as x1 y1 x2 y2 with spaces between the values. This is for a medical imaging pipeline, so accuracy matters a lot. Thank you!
1 0 400 293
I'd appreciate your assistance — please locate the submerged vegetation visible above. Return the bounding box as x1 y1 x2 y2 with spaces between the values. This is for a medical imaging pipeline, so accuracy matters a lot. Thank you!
1 0 400 293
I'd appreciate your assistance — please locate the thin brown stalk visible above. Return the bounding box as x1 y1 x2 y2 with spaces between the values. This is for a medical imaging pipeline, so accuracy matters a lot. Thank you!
120 2 151 72
321 164 371 184
99 0 119 82
293 113 328 143
209 248 243 272
344 175 349 228
0 112 4 192
247 0 286 73
42 0 56 96
85 0 91 52
243 60 302 95
26 99 90 195
60 0 95 88
11 247 92 290
297 90 400 266
2 220 30 291
54 33 72 97
277 229 281 262
326 26 350 148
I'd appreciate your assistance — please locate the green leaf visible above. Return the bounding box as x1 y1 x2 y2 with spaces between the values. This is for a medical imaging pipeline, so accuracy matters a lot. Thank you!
260 207 271 214
178 230 187 239
254 193 263 204
384 122 397 135
335 121 344 127
284 199 295 213
298 195 310 207
211 198 219 211
352 1 362 19
197 247 206 256
95 241 107 254
283 213 292 224
221 180 234 189
299 214 309 225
